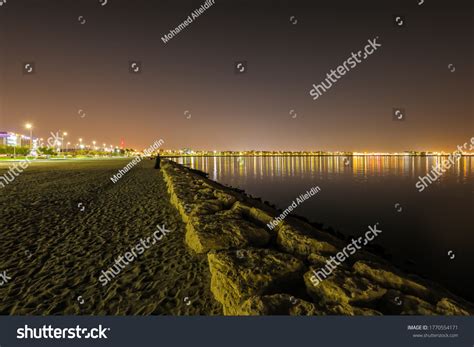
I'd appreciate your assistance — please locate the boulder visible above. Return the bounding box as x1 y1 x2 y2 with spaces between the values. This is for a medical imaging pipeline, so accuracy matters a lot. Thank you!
236 294 318 315
304 267 387 307
352 261 432 301
377 289 443 315
435 297 470 315
208 248 305 315
307 253 330 267
178 200 222 222
277 225 338 257
185 210 271 254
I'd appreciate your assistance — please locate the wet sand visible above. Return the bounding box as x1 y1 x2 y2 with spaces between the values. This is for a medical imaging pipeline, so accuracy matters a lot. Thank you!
0 159 222 315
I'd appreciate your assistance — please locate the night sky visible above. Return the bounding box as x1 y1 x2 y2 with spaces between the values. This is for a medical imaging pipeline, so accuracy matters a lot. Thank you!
0 0 472 151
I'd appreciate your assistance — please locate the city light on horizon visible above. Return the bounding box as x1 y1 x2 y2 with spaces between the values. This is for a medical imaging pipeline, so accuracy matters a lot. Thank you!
4 120 470 154
4 122 472 155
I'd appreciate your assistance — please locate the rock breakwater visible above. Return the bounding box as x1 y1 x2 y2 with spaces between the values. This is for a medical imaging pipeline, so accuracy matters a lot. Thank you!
162 160 473 316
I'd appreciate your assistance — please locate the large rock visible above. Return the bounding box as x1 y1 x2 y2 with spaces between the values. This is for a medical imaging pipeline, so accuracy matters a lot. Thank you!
177 199 223 222
162 163 237 222
376 289 470 315
231 202 276 231
304 264 473 316
377 289 440 315
185 209 271 253
236 294 318 315
304 267 387 307
277 225 338 257
352 261 433 301
353 260 473 314
307 253 331 267
435 298 470 315
208 248 305 315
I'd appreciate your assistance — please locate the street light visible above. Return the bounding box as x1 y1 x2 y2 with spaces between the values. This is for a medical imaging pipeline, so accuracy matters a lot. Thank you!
61 132 68 155
25 123 33 149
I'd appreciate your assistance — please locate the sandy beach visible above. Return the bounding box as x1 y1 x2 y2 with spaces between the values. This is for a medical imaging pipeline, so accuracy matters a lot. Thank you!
0 159 221 315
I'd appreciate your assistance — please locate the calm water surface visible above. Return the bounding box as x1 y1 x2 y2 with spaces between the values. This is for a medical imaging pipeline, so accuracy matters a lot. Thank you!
172 156 474 301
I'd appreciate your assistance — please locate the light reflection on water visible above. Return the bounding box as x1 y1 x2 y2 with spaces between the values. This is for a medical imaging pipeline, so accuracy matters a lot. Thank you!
174 156 473 184
171 156 474 301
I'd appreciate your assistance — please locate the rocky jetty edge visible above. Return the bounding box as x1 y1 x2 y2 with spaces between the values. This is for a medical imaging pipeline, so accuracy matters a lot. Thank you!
161 160 474 316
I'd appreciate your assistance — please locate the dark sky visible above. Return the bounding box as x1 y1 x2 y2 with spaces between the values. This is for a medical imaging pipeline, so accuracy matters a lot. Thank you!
0 0 472 151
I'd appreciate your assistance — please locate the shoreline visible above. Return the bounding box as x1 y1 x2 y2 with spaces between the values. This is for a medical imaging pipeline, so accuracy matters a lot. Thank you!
162 160 474 315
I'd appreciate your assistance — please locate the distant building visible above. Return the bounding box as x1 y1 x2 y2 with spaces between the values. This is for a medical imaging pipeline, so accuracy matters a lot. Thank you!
0 132 8 146
0 131 35 147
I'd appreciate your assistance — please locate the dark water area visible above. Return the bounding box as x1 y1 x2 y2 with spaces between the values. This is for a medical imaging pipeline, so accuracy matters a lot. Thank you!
172 156 474 302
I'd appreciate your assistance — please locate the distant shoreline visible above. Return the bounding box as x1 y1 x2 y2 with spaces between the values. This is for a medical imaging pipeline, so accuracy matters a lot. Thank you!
162 154 474 157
